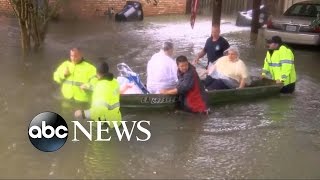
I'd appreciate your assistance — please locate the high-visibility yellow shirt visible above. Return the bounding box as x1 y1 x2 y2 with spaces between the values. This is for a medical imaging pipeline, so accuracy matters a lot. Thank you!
53 60 97 102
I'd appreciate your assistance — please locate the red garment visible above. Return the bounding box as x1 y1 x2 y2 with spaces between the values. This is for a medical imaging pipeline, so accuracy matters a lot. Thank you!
177 64 208 113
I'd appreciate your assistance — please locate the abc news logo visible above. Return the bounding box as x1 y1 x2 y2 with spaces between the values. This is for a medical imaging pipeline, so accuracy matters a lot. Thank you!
28 112 151 152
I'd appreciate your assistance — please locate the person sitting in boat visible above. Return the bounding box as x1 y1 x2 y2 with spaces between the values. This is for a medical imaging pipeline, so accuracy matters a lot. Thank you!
160 55 209 114
203 46 249 90
147 41 178 94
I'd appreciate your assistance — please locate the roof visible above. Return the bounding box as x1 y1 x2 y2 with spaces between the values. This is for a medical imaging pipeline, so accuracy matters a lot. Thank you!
294 0 320 5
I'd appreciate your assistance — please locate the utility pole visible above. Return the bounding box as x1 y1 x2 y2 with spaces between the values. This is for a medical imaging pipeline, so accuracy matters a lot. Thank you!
251 0 262 33
212 0 222 27
186 0 192 14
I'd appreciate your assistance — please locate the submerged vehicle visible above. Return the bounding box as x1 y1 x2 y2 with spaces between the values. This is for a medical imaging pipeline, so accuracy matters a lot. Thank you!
236 5 269 27
115 1 144 22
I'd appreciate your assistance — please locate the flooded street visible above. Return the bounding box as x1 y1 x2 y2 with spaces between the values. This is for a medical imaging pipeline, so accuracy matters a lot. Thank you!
1 15 320 179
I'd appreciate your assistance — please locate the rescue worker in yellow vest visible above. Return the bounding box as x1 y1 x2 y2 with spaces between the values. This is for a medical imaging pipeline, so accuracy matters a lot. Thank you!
261 36 296 93
74 61 122 128
53 48 97 102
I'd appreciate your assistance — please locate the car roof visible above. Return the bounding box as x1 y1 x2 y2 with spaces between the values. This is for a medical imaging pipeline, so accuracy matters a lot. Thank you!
294 1 320 5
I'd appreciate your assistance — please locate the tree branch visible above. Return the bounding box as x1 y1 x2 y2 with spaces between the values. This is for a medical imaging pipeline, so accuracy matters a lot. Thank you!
45 0 62 24
7 0 20 18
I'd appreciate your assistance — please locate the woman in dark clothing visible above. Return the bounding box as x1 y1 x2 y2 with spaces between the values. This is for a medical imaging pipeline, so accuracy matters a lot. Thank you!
160 55 209 114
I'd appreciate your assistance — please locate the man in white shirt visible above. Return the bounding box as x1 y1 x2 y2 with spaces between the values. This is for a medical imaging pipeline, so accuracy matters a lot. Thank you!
147 42 178 94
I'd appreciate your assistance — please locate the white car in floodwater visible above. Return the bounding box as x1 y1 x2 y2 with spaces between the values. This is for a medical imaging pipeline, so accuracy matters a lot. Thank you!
264 0 320 45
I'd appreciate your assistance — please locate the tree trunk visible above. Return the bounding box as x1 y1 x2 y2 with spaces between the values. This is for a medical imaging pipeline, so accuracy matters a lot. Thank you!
38 0 50 43
9 0 62 54
31 0 41 50
212 0 222 27
31 10 41 50
19 20 31 55
251 0 261 34
186 0 192 14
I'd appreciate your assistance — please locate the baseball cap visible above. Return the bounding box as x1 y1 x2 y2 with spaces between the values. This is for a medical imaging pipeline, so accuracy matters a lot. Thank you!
266 36 282 44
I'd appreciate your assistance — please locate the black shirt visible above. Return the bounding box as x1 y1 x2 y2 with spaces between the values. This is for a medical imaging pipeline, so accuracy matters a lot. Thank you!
204 36 230 65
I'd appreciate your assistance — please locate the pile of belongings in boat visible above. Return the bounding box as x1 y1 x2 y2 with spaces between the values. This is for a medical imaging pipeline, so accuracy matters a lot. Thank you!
117 63 149 94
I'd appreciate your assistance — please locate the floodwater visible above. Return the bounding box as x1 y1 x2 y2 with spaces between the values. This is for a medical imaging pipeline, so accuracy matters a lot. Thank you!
0 15 320 179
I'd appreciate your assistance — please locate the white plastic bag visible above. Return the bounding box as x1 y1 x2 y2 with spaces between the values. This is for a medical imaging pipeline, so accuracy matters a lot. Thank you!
117 76 143 94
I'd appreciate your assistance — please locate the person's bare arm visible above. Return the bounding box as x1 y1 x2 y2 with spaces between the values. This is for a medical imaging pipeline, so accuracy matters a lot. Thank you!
238 78 246 89
160 88 178 95
238 61 249 89
120 83 133 94
193 49 206 64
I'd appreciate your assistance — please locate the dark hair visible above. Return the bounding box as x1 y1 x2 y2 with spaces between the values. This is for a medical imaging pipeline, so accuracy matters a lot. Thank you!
97 61 114 80
176 55 188 65
266 36 282 44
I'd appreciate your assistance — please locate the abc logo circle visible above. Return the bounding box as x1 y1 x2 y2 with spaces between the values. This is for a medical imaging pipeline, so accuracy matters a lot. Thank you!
28 112 68 152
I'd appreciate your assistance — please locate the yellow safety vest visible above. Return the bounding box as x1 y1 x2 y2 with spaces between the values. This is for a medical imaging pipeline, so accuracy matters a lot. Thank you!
262 45 296 86
53 60 97 102
86 79 122 128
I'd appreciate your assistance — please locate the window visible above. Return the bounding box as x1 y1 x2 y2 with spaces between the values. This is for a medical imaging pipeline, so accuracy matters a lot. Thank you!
284 4 320 17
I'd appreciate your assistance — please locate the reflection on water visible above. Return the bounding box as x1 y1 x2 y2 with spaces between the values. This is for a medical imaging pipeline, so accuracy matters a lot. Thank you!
0 15 320 179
